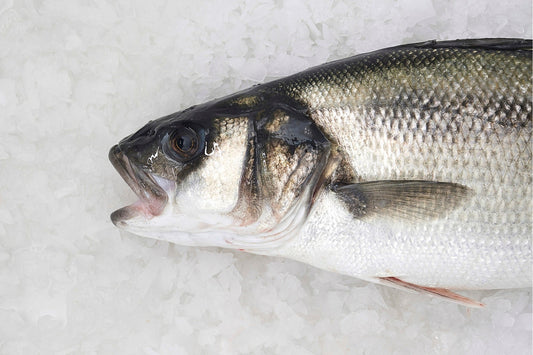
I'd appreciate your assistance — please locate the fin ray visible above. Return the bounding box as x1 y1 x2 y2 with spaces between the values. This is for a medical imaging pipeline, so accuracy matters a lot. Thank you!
334 180 471 221
379 277 484 308
406 38 532 51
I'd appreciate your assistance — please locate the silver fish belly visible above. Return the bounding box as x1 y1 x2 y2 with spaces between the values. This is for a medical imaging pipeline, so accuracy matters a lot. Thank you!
110 39 532 306
271 39 532 291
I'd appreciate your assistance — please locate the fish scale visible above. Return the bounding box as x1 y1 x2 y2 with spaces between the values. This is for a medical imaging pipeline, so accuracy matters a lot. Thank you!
111 40 532 305
267 42 531 291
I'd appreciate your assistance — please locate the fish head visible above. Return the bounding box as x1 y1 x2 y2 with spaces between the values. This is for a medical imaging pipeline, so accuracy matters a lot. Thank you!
110 96 332 252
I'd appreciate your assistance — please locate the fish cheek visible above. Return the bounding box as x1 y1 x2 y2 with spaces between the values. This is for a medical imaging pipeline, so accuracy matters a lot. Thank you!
173 116 250 214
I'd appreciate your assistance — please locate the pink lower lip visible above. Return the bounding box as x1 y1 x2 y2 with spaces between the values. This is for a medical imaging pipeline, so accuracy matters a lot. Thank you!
110 200 165 226
109 145 168 224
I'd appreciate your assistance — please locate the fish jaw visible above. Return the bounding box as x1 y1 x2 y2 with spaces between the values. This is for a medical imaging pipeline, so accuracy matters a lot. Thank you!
109 145 170 225
108 143 250 248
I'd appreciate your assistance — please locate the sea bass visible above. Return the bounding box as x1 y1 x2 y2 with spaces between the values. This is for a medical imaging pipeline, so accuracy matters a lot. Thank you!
110 39 532 306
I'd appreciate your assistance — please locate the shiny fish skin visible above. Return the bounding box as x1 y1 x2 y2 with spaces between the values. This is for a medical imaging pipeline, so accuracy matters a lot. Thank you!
268 40 532 289
110 39 532 298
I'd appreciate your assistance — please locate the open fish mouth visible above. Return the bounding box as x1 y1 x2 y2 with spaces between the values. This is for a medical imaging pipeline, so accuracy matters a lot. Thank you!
109 145 168 225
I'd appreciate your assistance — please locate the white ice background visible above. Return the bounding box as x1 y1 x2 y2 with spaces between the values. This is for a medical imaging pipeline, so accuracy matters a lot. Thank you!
0 0 532 354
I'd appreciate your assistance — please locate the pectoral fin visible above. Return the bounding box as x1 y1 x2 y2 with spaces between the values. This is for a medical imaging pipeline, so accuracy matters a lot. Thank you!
333 180 471 221
378 277 484 308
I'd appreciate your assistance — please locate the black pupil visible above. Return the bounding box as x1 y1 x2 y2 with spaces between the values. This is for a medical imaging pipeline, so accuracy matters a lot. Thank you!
177 134 193 152
172 127 198 156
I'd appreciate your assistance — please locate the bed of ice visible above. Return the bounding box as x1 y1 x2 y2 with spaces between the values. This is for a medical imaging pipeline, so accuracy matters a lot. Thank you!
1 0 531 354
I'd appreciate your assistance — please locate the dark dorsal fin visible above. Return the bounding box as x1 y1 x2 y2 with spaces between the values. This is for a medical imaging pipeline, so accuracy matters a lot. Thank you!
407 38 532 51
333 180 471 221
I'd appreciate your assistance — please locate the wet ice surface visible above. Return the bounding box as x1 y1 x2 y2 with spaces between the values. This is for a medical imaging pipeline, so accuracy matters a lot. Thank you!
0 0 531 354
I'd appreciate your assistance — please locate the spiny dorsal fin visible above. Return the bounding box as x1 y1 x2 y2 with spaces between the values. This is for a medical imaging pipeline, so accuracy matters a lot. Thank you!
408 38 532 51
333 180 471 221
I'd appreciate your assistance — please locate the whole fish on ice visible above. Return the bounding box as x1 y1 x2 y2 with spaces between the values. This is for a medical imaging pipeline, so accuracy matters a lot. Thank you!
109 39 532 306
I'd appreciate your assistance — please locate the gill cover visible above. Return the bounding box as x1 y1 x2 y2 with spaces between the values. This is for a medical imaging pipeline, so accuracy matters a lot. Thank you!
227 101 332 251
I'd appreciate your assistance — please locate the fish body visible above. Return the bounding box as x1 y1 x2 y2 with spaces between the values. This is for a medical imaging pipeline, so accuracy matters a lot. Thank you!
110 39 532 304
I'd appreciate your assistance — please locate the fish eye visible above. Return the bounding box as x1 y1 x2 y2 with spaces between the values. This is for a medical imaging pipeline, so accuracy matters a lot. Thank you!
167 125 204 161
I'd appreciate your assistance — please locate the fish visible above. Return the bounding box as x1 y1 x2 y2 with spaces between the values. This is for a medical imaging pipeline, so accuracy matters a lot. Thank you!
109 39 532 307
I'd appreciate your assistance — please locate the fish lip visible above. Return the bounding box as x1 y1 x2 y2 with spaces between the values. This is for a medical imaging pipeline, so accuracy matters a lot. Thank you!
109 145 168 224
